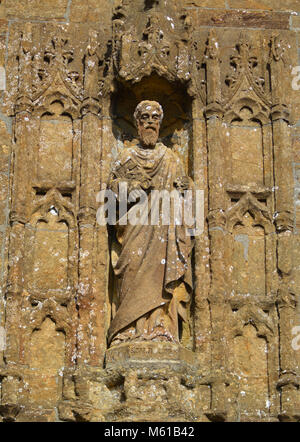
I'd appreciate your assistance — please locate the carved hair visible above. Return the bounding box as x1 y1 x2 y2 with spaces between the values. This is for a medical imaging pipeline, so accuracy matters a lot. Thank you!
134 100 164 125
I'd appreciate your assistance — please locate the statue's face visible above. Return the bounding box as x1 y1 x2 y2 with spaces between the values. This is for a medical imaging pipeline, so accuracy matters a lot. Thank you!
136 105 161 148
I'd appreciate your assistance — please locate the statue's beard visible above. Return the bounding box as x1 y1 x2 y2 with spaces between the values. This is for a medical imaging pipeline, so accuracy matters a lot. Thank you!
140 128 158 148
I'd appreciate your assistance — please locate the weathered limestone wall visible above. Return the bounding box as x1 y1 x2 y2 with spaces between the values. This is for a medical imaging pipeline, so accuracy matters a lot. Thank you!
0 0 299 422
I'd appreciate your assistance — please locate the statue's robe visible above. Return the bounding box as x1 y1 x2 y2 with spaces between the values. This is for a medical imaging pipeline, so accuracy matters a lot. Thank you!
107 142 194 344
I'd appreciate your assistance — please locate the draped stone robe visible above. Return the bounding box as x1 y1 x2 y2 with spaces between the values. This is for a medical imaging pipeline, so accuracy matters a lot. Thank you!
107 142 194 344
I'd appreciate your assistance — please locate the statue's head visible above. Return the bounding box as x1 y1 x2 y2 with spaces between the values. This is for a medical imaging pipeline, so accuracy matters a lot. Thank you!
134 100 163 148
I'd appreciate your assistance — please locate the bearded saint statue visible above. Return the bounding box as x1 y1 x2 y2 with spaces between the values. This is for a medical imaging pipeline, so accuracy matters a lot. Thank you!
107 100 194 347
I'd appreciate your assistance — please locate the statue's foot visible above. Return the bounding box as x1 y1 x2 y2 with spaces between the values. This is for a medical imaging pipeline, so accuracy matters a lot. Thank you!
142 326 178 343
110 327 136 347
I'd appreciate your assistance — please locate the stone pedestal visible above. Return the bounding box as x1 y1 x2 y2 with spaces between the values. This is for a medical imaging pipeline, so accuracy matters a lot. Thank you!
105 342 203 421
58 342 211 422
105 341 196 371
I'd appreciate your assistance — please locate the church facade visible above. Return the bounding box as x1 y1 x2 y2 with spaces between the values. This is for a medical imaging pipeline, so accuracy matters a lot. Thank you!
0 0 299 422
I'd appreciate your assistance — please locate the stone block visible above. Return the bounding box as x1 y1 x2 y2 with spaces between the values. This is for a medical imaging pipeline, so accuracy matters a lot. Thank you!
227 0 300 12
69 0 112 24
184 0 226 7
105 341 197 371
195 9 290 29
292 16 300 29
5 0 69 20
0 173 8 225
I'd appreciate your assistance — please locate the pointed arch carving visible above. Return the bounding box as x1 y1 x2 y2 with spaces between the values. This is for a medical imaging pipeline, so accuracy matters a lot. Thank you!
229 304 275 341
32 34 82 104
226 192 273 234
112 7 194 88
28 299 73 337
31 188 75 221
23 299 76 368
25 189 78 301
33 79 80 120
224 32 271 110
226 193 277 306
224 97 269 125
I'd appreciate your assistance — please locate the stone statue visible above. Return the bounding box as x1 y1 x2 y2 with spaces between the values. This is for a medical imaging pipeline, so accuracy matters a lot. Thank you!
108 100 194 347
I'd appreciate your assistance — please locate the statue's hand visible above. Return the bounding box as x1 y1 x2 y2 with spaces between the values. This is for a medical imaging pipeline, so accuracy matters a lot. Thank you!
128 181 145 200
127 171 152 191
130 188 145 200
174 176 190 192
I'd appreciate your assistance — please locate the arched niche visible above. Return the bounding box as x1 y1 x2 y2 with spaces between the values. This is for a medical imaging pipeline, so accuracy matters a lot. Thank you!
27 202 72 292
32 212 69 291
37 99 74 183
223 98 269 188
29 316 65 369
28 316 66 407
108 74 194 349
226 192 275 299
232 324 270 417
111 74 193 175
231 211 266 296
